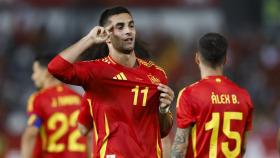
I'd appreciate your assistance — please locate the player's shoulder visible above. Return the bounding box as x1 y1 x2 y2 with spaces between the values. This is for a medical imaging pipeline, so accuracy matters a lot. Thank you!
77 56 114 66
27 92 40 113
178 80 206 98
226 81 253 106
91 56 118 65
27 92 40 104
138 58 167 77
223 77 251 96
185 80 201 92
28 91 40 100
237 86 251 99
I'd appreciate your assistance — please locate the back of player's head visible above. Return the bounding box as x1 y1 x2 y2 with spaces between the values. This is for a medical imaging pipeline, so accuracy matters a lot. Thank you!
34 54 54 68
198 33 228 68
99 6 131 26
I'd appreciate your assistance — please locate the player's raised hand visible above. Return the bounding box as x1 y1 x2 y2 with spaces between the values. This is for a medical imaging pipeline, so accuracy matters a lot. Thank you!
157 84 175 110
87 25 113 44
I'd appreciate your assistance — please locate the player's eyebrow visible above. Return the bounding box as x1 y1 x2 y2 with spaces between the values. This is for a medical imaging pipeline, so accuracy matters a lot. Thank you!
115 20 134 27
115 22 124 28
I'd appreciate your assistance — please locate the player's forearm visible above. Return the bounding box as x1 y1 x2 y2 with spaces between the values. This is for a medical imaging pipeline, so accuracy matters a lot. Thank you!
170 128 189 158
86 132 93 158
158 111 173 138
59 35 95 63
21 131 36 158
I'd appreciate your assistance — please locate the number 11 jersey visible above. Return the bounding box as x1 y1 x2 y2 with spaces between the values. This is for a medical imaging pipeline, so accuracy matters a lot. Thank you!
48 55 168 158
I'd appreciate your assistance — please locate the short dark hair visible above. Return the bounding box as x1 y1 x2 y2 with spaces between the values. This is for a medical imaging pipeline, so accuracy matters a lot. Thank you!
198 33 228 68
99 6 131 26
84 6 150 60
34 54 54 68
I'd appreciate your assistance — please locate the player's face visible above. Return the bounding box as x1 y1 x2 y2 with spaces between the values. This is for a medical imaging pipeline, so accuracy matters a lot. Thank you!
31 61 46 89
108 13 136 54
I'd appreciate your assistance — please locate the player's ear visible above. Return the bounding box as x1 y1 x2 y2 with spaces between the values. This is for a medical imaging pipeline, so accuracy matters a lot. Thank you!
223 56 227 65
195 52 200 65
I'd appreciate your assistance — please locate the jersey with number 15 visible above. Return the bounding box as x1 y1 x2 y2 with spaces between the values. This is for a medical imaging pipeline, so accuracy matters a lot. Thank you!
176 76 253 158
27 84 87 158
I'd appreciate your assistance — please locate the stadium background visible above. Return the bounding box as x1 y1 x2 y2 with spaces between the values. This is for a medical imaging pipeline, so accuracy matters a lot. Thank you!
0 0 279 157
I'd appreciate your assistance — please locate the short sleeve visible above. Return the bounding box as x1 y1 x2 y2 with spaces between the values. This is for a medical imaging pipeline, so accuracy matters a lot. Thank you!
26 93 43 128
26 93 37 114
176 88 196 128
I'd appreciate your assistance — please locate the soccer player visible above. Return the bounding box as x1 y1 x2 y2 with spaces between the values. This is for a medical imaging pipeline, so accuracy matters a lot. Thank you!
48 6 174 158
171 33 254 158
21 55 89 158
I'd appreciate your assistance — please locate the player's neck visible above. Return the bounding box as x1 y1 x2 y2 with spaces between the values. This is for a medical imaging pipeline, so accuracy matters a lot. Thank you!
109 49 137 68
43 78 61 89
200 64 223 79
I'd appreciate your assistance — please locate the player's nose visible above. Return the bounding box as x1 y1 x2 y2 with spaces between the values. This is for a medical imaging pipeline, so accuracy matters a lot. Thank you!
123 26 132 35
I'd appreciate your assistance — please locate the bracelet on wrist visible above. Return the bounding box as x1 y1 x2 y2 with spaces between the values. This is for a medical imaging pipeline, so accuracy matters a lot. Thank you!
159 105 170 114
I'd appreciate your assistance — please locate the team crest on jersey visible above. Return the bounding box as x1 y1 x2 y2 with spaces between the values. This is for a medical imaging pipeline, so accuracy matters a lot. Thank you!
113 72 127 80
148 74 161 84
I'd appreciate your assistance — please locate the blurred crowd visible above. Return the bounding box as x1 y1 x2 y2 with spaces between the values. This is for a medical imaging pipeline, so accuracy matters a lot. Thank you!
0 3 280 158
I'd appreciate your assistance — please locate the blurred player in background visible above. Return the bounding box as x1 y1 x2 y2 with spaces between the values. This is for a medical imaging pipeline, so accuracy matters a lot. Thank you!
48 6 174 158
277 126 280 155
21 55 89 158
171 33 254 158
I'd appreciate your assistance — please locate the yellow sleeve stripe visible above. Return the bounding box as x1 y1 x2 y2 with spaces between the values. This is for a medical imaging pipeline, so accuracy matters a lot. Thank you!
192 125 197 157
27 93 37 112
176 88 185 108
27 114 37 126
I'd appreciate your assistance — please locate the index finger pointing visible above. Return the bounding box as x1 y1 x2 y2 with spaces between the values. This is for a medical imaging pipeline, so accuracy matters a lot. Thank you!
105 24 113 32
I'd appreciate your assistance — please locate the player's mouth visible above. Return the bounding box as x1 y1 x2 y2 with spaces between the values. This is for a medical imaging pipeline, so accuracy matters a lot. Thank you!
124 38 133 43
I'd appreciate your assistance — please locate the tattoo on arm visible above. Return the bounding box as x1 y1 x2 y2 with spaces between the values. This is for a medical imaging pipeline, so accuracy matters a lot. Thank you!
170 128 190 158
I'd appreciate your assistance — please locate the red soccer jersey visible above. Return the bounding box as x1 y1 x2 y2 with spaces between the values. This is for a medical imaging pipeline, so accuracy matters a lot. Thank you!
78 92 94 131
26 84 87 158
176 76 253 158
48 55 168 158
26 93 43 158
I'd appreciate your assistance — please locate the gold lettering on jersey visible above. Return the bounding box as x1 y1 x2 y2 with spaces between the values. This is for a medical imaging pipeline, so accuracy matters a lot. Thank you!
211 92 240 105
52 95 81 107
138 59 154 67
148 74 161 84
231 94 239 104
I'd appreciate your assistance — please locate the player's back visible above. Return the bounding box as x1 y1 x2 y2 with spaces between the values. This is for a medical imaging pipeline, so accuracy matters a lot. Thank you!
33 84 86 158
179 76 253 158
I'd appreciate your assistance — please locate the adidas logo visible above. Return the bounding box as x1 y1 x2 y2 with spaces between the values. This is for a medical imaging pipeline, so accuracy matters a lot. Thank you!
113 72 127 80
